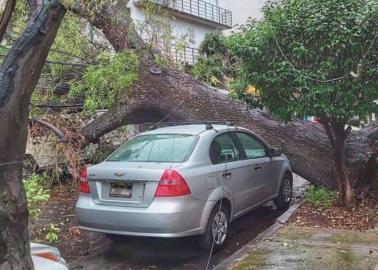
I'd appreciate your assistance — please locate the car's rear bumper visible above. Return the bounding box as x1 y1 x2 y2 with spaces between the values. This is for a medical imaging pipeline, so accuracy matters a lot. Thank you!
75 194 205 238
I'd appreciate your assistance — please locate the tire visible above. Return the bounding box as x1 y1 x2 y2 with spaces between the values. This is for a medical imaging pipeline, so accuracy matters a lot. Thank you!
274 174 293 210
198 203 230 251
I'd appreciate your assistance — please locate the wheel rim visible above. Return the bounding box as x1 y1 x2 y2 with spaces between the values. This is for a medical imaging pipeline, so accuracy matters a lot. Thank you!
283 178 292 203
212 210 228 245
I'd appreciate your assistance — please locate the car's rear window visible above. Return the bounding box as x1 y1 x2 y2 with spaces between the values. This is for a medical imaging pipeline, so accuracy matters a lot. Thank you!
107 134 198 163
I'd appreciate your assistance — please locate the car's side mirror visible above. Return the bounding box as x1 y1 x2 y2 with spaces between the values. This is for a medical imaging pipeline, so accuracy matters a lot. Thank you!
269 148 281 157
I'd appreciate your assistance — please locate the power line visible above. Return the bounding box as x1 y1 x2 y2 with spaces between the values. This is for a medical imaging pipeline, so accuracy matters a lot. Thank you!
205 87 232 270
269 14 378 83
272 34 348 83
0 160 24 167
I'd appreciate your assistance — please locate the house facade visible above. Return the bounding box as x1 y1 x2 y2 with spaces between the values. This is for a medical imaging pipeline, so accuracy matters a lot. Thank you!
129 0 265 65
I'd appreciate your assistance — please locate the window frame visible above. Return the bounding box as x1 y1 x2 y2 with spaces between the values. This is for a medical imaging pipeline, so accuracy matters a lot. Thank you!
209 131 241 165
231 131 270 160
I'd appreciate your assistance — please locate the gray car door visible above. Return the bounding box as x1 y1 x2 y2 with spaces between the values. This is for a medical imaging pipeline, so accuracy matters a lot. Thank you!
209 132 254 214
232 131 278 208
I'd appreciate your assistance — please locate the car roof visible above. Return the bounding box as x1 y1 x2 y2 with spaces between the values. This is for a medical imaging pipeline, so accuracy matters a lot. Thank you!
141 124 239 136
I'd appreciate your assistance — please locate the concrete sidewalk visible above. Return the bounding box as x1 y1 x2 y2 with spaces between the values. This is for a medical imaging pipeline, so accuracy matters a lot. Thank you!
230 225 378 270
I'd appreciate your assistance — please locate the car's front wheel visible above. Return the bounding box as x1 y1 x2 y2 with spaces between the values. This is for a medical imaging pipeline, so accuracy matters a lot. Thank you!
198 204 229 251
274 174 293 210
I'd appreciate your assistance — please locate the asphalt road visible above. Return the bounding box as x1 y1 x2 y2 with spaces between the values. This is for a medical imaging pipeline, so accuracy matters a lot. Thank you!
70 204 285 270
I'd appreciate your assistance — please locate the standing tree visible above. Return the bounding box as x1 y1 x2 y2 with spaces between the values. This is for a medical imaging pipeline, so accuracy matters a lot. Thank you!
0 0 65 269
229 0 378 206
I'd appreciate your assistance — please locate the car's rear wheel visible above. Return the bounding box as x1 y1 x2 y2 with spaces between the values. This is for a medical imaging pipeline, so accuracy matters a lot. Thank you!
198 203 229 251
274 174 293 210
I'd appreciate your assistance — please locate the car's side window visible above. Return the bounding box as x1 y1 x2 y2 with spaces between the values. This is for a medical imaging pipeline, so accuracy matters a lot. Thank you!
210 133 240 164
235 132 267 159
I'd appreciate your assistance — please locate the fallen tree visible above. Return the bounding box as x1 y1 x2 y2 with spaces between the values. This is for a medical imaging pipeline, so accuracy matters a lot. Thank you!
72 1 378 197
81 70 378 194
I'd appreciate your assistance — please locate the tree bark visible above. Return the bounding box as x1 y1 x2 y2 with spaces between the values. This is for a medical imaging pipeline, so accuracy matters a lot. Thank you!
0 1 65 269
332 124 353 206
74 1 378 196
0 0 16 42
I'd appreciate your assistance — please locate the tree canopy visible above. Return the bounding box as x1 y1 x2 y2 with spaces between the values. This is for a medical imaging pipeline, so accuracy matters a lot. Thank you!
229 0 378 122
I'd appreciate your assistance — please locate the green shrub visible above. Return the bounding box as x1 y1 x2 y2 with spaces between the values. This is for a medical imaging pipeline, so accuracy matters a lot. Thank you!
199 32 227 56
70 50 139 111
45 223 62 243
24 173 50 218
191 55 227 86
304 186 337 208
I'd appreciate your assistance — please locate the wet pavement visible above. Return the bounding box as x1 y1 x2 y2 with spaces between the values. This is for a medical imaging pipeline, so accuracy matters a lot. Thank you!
71 205 284 270
230 225 378 270
70 176 309 270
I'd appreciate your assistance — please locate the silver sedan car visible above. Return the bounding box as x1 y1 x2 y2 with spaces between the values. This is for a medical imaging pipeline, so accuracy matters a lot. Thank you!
76 123 293 250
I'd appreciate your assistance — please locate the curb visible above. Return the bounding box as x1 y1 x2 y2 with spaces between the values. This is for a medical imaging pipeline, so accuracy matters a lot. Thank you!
212 202 301 270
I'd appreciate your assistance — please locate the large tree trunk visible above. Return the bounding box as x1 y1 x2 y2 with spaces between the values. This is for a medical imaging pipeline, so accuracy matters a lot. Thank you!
80 68 378 193
73 1 378 195
0 1 65 269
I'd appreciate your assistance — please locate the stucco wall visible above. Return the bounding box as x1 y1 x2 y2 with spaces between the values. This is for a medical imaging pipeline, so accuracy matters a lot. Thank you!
129 0 218 48
128 0 267 48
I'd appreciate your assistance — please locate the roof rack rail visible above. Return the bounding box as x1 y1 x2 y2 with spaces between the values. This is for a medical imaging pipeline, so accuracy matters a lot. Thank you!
148 121 234 131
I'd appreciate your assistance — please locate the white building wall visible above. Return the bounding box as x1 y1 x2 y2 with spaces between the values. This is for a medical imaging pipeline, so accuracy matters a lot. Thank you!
128 0 267 49
129 1 220 48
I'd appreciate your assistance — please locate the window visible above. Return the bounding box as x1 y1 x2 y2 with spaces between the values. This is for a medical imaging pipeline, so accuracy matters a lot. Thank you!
108 134 198 163
236 132 267 159
210 133 239 164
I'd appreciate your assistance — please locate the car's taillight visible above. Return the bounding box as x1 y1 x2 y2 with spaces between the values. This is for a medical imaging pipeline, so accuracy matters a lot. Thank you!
80 167 90 193
155 169 191 197
34 252 60 262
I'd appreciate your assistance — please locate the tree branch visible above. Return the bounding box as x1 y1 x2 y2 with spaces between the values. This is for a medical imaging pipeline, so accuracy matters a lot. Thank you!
69 1 155 66
0 0 16 42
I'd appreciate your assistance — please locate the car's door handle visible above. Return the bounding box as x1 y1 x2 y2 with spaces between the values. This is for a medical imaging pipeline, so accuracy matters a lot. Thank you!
222 172 232 178
254 166 262 171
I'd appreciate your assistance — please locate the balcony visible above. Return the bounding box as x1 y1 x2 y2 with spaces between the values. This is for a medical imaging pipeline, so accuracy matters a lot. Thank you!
143 39 201 66
172 45 201 66
134 0 233 29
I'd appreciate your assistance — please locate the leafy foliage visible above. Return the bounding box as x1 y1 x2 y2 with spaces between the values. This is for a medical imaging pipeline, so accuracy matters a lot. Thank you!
192 55 226 86
199 32 227 56
47 13 102 78
136 2 193 68
45 223 62 243
28 10 114 115
305 186 338 208
229 0 378 122
192 33 232 87
24 173 50 218
70 51 139 111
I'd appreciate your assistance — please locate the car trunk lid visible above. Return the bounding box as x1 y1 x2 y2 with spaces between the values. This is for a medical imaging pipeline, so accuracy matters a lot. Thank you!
87 162 181 208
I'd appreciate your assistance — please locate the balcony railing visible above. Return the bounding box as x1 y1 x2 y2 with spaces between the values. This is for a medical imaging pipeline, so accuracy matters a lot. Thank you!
140 0 233 29
173 45 201 66
144 39 201 66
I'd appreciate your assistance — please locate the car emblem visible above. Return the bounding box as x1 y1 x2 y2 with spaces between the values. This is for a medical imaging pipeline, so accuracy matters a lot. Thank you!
114 171 125 177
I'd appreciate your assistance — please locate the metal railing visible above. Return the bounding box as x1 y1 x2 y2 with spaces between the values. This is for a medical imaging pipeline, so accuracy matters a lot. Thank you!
173 45 201 66
144 39 201 66
146 0 232 28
